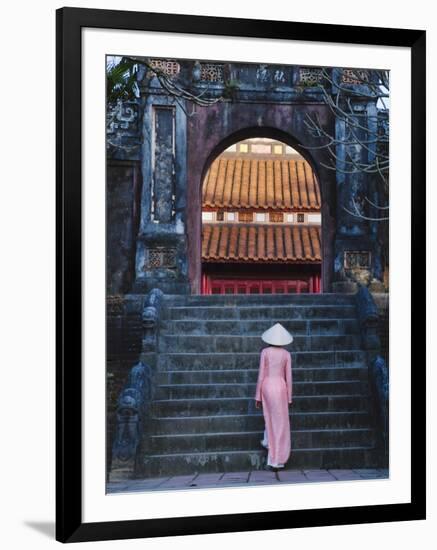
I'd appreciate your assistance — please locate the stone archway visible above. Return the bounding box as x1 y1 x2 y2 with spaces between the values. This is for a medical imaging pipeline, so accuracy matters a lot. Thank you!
186 116 336 294
109 59 384 297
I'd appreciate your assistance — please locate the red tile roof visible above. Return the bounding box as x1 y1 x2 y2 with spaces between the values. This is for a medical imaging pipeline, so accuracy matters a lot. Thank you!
202 223 322 262
203 158 321 210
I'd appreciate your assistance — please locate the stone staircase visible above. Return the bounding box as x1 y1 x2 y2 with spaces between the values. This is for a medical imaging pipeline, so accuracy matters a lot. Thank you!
140 293 378 477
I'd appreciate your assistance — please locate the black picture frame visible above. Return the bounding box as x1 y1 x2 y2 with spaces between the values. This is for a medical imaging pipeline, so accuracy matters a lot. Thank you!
56 6 426 543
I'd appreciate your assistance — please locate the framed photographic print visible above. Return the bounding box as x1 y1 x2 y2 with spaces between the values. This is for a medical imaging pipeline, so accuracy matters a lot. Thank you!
56 6 426 543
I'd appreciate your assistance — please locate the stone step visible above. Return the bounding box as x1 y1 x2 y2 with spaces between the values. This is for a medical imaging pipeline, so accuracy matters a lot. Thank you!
156 366 368 385
151 394 368 416
158 334 362 353
157 350 367 370
140 447 378 476
160 318 360 336
164 304 357 321
151 411 372 434
154 380 366 400
163 293 356 306
149 428 374 454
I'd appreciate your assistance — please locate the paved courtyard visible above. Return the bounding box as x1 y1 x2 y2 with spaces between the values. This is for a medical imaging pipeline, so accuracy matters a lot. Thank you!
107 468 389 494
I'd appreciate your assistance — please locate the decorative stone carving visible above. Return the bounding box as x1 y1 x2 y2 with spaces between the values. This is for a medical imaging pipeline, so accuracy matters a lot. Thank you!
149 59 180 77
145 247 177 269
299 68 323 86
107 99 138 134
111 361 151 464
342 69 369 84
106 99 141 157
142 288 164 352
344 251 371 269
152 107 175 222
273 69 286 83
200 63 224 82
256 65 270 83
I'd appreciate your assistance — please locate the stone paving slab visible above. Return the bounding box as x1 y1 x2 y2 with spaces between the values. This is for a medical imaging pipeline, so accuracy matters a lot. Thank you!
277 471 308 483
247 471 279 485
218 472 250 484
328 469 363 481
107 469 389 493
249 471 278 481
303 470 337 481
156 475 198 489
189 473 225 484
352 468 389 479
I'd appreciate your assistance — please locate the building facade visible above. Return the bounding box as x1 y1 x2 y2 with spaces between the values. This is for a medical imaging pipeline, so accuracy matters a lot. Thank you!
201 138 322 294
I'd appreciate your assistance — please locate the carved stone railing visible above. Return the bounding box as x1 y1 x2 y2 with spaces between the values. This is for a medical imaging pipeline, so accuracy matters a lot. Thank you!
355 283 380 351
109 288 165 480
354 283 389 465
110 361 152 480
369 354 389 461
142 288 164 353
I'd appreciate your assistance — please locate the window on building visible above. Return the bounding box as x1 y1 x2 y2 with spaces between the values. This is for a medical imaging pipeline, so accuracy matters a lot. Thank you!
297 213 305 223
307 213 321 224
239 211 253 222
269 212 284 223
202 211 214 221
239 143 249 153
273 144 283 154
255 212 266 222
216 210 224 221
227 212 236 221
287 213 294 223
251 144 271 154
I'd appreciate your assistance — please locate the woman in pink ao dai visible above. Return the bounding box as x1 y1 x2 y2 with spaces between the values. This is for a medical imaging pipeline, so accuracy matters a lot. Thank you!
255 323 293 470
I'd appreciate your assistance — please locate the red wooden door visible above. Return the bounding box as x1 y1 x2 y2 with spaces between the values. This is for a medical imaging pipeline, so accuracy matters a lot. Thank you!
201 276 321 294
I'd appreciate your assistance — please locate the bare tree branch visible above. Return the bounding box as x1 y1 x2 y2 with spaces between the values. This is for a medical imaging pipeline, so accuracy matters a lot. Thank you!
301 66 389 224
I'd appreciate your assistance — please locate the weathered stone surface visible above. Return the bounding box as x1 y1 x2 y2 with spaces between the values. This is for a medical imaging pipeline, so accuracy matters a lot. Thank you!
106 468 387 493
106 60 386 294
152 107 175 223
106 162 141 294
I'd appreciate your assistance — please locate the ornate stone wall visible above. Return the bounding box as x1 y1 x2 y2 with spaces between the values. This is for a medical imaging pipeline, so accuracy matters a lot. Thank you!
106 60 386 294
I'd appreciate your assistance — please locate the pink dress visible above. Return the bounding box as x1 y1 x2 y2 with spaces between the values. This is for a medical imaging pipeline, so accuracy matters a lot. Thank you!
255 346 292 467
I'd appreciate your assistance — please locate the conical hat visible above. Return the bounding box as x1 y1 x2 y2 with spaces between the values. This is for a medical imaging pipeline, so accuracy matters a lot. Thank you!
261 323 293 346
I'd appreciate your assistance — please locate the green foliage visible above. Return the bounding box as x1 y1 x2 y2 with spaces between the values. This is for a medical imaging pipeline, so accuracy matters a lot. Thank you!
107 59 138 103
222 79 240 100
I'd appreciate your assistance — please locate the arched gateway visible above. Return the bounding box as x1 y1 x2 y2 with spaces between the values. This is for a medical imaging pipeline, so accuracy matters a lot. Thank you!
201 137 323 295
185 117 336 296
106 58 385 296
